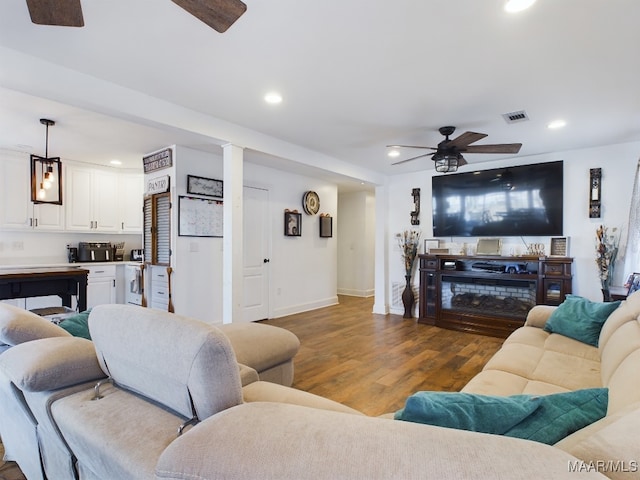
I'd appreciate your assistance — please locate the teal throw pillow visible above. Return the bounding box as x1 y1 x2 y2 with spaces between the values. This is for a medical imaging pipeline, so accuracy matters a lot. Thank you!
394 391 541 434
504 388 608 445
543 295 621 346
58 310 92 340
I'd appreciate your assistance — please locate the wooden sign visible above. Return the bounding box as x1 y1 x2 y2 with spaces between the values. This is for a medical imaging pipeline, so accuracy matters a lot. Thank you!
143 148 172 173
146 175 170 195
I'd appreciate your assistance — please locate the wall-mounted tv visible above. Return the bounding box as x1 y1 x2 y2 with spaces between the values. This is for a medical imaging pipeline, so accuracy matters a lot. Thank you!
432 160 563 237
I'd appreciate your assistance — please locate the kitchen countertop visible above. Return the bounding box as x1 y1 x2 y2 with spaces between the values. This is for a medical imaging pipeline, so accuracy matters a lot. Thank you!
0 261 142 270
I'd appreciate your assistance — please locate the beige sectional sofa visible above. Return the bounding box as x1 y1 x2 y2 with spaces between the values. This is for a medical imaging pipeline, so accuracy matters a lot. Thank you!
2 291 639 479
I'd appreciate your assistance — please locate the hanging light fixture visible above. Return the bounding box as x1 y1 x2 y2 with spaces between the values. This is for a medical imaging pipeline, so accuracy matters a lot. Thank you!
31 118 63 205
434 152 461 173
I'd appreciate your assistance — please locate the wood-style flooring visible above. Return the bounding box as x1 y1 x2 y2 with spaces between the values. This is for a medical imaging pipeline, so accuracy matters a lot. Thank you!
263 295 504 416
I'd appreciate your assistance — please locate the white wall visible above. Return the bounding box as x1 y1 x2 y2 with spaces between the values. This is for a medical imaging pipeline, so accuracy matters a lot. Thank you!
384 140 640 305
150 146 340 323
244 163 339 318
337 190 375 297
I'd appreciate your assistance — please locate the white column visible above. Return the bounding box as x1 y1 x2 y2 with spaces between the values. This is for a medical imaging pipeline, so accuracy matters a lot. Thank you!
222 143 244 324
372 182 390 314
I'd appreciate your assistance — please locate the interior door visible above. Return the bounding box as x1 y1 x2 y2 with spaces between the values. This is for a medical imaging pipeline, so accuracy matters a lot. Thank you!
243 186 270 321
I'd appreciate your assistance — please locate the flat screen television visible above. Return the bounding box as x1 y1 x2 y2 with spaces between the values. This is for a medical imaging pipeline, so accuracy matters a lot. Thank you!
432 160 563 237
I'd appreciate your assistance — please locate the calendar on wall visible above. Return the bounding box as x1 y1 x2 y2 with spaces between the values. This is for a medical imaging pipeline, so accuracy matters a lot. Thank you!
178 195 223 237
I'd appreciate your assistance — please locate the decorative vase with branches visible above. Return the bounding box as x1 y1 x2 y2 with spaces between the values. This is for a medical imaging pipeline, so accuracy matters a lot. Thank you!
595 225 619 301
396 229 421 318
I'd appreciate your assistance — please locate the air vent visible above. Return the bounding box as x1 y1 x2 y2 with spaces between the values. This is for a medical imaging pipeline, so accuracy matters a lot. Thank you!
502 110 529 124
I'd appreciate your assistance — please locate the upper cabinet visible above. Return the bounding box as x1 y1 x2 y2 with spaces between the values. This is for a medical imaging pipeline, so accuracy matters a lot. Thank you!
118 173 144 233
66 165 120 232
0 154 64 231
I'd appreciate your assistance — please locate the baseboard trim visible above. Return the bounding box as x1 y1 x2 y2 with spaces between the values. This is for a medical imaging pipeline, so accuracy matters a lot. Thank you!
337 288 374 297
271 296 339 319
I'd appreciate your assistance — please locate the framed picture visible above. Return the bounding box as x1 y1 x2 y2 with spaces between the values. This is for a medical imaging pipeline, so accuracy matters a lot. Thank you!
319 216 332 238
186 175 223 198
628 273 640 296
284 211 302 237
424 238 439 253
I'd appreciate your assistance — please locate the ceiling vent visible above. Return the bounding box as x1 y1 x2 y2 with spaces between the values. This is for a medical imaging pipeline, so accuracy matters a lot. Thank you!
502 110 529 124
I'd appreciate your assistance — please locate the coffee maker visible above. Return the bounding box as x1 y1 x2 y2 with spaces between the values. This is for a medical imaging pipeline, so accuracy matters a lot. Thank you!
67 246 78 263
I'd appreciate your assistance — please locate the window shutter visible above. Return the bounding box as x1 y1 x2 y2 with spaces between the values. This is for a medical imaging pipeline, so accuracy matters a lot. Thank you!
142 192 171 266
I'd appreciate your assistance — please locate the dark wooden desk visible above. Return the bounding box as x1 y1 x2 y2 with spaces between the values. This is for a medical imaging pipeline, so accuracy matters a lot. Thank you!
610 286 629 301
0 267 89 311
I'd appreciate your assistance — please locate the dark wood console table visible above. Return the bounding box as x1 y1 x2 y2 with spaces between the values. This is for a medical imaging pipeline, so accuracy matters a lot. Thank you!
0 267 89 312
418 254 573 338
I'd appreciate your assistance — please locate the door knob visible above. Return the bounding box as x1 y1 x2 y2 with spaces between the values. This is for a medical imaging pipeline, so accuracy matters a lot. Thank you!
263 258 270 263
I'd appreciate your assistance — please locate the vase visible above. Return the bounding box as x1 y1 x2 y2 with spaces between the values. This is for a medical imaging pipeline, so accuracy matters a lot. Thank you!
402 274 415 318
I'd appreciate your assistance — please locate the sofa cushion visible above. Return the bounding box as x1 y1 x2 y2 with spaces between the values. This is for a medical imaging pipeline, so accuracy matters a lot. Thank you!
0 337 103 392
543 295 621 346
0 302 70 346
394 391 541 434
88 304 243 421
395 389 608 445
58 310 92 340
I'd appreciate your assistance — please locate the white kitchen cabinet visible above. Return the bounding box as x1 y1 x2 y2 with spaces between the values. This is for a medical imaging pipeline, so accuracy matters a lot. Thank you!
0 154 64 231
86 265 117 309
118 173 144 233
66 165 119 232
149 265 171 311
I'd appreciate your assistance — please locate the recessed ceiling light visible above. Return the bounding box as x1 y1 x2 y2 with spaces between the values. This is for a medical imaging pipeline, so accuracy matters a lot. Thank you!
388 150 400 158
547 119 567 129
264 92 283 104
504 0 536 13
110 159 122 165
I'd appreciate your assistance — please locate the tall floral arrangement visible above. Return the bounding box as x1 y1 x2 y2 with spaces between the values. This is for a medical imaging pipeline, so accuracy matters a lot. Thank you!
396 230 421 277
595 225 619 291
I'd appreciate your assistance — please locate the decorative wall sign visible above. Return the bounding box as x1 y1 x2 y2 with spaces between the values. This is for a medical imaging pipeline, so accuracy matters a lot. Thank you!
146 175 170 194
411 188 420 225
302 191 320 215
178 195 223 237
284 210 302 236
319 214 333 238
143 148 172 173
589 168 602 218
187 175 223 198
550 237 569 256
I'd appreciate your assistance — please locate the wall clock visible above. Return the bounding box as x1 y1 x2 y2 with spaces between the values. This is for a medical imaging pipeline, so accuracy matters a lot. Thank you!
302 191 320 215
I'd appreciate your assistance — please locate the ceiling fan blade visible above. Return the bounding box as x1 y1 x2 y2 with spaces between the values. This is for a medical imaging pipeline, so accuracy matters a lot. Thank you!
26 0 84 27
391 152 435 165
447 131 488 148
171 0 247 33
463 143 522 154
386 144 437 150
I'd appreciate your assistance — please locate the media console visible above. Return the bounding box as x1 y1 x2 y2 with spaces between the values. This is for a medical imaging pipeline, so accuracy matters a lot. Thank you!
418 254 573 338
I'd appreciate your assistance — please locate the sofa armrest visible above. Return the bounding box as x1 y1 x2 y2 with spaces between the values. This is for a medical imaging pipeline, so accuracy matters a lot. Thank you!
238 363 259 386
156 402 606 480
524 305 558 329
0 337 105 392
242 381 364 415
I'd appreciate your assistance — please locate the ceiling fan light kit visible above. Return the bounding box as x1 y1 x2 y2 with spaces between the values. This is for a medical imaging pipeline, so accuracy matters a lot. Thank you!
390 125 522 173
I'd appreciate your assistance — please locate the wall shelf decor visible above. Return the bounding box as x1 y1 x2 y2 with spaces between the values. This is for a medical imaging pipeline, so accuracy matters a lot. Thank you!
284 210 302 236
411 188 420 225
589 168 602 218
319 214 332 238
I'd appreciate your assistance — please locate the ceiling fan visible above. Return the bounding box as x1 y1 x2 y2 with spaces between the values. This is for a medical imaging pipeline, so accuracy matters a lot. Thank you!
25 0 247 33
389 126 522 173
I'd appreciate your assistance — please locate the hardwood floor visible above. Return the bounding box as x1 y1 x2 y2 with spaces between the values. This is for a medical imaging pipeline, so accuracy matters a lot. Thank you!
263 295 504 416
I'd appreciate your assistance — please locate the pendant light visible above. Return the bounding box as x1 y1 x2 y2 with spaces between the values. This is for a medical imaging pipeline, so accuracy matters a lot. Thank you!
31 118 63 205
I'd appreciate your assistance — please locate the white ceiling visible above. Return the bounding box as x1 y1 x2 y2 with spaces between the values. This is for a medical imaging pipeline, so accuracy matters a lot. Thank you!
1 0 639 190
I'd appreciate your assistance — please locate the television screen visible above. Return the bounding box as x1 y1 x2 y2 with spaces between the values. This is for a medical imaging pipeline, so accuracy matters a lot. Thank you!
432 160 563 237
